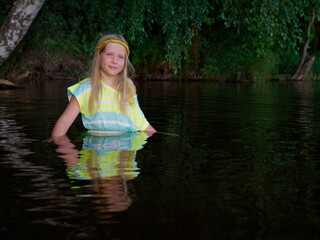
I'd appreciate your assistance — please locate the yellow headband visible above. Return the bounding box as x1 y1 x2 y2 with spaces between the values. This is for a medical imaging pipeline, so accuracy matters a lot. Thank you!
95 39 130 56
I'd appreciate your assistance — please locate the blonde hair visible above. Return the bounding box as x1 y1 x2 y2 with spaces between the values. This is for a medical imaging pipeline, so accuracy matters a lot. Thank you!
88 34 135 114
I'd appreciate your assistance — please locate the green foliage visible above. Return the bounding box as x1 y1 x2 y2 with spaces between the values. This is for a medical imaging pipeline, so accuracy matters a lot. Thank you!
155 0 211 70
2 0 320 80
218 0 318 56
0 45 27 79
199 26 255 79
131 36 165 75
277 51 301 75
248 50 280 82
3 0 207 75
310 51 320 79
198 0 320 80
0 0 15 24
30 0 211 70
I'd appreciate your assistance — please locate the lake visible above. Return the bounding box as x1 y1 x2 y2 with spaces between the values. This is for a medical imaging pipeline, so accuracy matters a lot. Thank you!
1 79 320 239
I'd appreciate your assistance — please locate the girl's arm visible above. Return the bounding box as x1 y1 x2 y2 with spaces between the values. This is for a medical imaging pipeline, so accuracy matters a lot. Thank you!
51 95 80 137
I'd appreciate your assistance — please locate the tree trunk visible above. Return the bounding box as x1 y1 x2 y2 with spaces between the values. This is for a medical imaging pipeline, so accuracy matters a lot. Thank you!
314 20 320 51
293 55 315 80
0 0 46 66
291 6 316 80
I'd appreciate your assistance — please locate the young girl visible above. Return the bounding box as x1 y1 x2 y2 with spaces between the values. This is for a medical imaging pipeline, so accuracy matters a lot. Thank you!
51 34 156 137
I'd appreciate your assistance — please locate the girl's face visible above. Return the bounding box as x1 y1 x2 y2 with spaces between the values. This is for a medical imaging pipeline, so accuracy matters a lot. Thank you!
100 42 126 79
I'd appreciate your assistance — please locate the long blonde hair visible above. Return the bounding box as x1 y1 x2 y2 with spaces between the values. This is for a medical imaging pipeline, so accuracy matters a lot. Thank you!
88 34 135 114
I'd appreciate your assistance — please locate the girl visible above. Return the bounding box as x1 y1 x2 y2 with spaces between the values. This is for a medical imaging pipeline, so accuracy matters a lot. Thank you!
51 34 156 137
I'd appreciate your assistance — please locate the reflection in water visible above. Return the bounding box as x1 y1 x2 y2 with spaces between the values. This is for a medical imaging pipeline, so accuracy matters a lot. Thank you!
0 106 34 158
55 131 149 214
0 104 76 233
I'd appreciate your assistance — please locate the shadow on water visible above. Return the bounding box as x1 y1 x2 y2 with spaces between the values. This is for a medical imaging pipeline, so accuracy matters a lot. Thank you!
1 79 320 239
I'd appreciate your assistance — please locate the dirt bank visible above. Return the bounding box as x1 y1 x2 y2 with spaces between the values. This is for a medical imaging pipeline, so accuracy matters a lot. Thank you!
2 50 268 84
4 50 213 82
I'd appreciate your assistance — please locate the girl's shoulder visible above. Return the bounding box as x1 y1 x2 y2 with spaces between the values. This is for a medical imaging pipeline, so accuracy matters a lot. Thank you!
128 78 136 96
69 78 92 90
67 78 92 100
76 78 92 87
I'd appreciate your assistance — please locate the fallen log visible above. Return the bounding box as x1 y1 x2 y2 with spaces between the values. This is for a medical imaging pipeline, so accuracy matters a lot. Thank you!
0 79 17 89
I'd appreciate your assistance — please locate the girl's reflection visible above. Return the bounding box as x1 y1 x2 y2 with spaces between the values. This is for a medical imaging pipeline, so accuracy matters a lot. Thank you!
54 131 150 213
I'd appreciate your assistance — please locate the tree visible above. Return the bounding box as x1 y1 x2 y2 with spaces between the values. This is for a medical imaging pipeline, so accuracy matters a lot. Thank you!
2 0 320 81
0 0 46 66
218 0 320 80
291 6 316 80
28 0 211 72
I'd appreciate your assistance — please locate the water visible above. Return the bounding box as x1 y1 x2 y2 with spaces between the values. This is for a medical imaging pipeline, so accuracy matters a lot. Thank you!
1 79 320 239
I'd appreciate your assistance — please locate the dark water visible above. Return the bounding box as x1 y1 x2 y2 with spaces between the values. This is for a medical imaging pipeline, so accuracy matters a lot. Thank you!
1 79 320 239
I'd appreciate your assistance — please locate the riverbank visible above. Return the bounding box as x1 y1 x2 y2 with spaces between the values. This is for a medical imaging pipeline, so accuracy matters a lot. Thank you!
0 50 318 89
0 50 237 83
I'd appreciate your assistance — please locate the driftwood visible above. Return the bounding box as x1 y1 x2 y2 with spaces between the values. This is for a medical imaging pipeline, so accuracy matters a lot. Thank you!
0 70 31 90
11 71 30 82
0 79 17 89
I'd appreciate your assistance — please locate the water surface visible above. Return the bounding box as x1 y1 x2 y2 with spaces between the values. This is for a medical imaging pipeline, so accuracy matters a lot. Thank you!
1 79 320 239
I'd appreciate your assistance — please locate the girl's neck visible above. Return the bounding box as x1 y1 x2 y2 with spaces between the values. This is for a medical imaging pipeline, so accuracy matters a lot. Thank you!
100 74 117 89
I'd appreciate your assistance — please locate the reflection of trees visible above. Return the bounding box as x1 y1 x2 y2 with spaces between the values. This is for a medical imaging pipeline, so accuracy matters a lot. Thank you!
137 81 320 238
292 81 317 151
0 81 84 140
215 124 320 238
212 82 320 238
0 105 83 232
135 81 320 238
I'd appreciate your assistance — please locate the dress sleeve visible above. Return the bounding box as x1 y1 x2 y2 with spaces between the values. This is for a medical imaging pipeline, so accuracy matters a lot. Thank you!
129 95 150 131
67 78 91 113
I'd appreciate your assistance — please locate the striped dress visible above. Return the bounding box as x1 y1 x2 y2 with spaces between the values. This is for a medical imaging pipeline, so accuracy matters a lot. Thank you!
67 78 150 133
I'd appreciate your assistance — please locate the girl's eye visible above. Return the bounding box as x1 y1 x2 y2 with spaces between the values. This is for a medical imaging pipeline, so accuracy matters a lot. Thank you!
119 56 124 59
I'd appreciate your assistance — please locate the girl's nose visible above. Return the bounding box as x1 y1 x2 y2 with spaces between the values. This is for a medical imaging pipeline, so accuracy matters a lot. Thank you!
112 56 117 63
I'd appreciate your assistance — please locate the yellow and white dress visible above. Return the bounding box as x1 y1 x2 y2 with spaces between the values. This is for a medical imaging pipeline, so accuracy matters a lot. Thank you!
67 78 150 133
